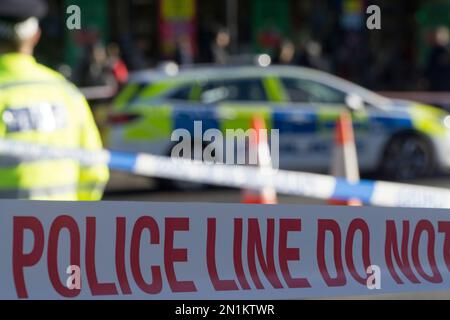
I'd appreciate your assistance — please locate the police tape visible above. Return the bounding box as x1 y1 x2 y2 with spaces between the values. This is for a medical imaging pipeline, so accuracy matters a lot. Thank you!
1 200 450 299
1 139 450 208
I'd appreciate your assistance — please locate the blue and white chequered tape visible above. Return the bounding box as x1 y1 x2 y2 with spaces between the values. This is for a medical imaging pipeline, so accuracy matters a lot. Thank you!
1 139 449 208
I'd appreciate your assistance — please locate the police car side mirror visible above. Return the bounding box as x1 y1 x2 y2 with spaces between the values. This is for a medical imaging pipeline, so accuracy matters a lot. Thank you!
345 94 365 112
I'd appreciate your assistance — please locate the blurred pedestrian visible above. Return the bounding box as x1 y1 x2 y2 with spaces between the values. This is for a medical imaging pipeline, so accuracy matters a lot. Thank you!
211 28 230 65
106 42 129 86
174 35 194 66
117 36 149 71
272 39 297 65
298 40 331 72
425 26 450 91
0 0 109 200
75 41 116 87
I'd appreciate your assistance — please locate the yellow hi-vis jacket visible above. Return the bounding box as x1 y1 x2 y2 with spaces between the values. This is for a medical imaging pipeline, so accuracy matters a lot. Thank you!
0 53 109 200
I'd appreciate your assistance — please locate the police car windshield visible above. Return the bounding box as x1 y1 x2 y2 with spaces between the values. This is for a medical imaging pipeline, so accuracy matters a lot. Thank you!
127 65 392 107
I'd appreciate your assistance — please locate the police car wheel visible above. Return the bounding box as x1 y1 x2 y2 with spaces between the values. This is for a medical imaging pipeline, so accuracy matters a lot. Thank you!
381 134 433 180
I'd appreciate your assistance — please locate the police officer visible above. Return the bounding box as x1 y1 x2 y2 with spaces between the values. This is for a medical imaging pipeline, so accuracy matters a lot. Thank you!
0 0 109 200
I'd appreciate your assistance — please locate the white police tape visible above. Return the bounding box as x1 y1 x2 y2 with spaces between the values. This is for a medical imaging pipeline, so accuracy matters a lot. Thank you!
1 139 450 208
3 200 450 299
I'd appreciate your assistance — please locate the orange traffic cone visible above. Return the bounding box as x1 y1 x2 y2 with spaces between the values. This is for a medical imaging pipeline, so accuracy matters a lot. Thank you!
328 111 362 206
241 116 277 204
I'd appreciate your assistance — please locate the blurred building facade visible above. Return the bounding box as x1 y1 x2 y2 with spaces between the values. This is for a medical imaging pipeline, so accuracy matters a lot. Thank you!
36 0 450 91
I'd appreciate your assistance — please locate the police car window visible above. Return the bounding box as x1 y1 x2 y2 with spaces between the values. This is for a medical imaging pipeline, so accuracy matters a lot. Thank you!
200 78 267 103
281 78 346 104
167 83 203 102
169 85 194 100
118 82 148 106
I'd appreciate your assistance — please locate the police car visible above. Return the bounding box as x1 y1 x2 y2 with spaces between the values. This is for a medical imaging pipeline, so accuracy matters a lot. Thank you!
105 63 450 182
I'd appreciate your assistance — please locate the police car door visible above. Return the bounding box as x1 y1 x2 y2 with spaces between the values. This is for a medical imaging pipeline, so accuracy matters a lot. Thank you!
166 78 268 163
274 76 358 171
